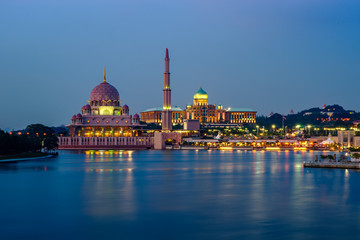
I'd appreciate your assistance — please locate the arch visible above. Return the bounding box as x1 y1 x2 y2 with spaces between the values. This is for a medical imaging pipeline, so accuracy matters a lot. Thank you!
164 138 177 145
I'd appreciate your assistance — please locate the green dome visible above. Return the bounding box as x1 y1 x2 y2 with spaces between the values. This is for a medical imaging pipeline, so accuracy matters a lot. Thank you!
195 87 207 95
194 87 208 100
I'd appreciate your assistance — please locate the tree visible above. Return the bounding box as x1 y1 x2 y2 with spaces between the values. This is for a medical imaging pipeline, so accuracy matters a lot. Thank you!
25 124 58 152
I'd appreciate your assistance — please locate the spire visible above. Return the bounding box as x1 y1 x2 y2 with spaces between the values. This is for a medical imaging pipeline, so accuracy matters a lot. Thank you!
103 67 106 82
165 48 169 59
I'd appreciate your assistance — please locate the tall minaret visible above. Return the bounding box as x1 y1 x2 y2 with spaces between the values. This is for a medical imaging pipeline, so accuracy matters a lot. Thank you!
162 48 172 131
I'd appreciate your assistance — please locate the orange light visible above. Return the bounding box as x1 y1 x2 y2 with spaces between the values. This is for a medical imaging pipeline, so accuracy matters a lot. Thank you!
266 147 280 151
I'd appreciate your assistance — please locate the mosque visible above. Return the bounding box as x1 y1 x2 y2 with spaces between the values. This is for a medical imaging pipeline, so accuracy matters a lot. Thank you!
58 69 151 149
67 69 143 138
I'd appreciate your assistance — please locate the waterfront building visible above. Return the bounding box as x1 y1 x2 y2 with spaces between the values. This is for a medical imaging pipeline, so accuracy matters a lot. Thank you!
140 106 185 125
185 87 221 123
141 86 256 125
225 108 257 124
66 69 143 138
185 87 256 124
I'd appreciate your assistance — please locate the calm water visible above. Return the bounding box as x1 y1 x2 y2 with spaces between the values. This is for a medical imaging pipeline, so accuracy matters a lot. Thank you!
0 150 359 240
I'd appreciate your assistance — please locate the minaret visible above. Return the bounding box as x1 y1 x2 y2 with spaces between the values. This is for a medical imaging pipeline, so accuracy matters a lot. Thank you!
162 48 172 131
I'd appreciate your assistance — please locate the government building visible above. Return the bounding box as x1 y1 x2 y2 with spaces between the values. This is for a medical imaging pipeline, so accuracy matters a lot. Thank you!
140 87 256 126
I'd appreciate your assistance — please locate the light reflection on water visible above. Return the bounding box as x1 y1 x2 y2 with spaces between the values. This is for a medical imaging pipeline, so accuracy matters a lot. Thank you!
0 150 360 240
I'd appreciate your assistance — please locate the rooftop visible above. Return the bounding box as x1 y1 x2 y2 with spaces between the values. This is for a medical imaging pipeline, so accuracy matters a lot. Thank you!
195 87 207 95
226 108 256 112
142 106 184 112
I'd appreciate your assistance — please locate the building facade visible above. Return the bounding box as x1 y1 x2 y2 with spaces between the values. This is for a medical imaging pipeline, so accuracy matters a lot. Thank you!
225 108 256 124
141 87 256 125
141 106 185 124
66 69 143 138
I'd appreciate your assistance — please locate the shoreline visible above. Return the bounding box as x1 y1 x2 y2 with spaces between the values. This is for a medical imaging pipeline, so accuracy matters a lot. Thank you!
59 148 335 152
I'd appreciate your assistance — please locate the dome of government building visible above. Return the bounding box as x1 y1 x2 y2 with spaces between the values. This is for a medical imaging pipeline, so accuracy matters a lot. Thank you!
90 81 120 102
194 87 208 100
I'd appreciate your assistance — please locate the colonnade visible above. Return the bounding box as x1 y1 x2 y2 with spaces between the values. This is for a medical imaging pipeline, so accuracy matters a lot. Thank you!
58 136 153 148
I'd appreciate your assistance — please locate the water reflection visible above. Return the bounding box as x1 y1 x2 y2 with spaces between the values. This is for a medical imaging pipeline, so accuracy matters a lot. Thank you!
0 150 360 240
0 162 55 173
84 150 134 162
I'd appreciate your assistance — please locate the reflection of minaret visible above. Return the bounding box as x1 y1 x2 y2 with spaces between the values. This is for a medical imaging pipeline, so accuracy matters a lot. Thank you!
162 48 172 131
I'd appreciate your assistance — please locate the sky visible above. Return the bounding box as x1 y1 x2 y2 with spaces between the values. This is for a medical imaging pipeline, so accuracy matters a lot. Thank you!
0 0 359 130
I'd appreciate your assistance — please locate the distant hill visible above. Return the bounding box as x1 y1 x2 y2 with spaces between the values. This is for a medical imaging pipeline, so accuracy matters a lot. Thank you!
257 105 360 128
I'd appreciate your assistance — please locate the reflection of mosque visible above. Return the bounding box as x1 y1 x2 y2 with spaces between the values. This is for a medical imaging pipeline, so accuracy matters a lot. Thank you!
83 150 137 218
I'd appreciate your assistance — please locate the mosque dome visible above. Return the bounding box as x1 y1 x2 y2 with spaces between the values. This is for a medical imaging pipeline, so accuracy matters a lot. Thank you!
71 115 77 120
82 104 91 110
90 81 119 102
76 113 82 118
122 104 129 110
133 113 139 119
194 87 208 100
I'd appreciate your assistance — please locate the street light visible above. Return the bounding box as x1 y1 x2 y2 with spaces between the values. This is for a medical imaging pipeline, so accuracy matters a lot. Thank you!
272 125 276 133
256 125 259 135
307 125 312 136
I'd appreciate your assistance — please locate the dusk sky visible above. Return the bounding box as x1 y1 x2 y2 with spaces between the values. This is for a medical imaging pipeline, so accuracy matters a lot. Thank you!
1 0 359 130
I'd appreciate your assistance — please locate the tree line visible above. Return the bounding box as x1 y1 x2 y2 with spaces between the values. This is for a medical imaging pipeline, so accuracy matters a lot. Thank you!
0 124 58 155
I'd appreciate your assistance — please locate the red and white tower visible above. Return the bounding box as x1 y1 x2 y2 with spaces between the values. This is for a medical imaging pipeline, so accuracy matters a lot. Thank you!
162 48 172 131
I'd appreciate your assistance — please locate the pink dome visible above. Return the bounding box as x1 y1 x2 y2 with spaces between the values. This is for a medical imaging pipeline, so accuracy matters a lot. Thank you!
133 113 139 119
76 113 82 118
81 105 90 110
90 82 119 101
71 115 77 120
122 104 129 110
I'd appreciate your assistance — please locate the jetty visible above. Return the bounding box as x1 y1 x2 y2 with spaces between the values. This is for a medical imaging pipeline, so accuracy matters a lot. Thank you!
303 162 360 169
303 153 360 169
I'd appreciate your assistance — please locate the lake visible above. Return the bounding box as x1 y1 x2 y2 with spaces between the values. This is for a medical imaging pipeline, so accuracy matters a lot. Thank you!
0 150 359 240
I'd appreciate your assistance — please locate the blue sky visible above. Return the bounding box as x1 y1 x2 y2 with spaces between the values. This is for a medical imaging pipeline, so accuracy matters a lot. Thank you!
0 0 359 129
